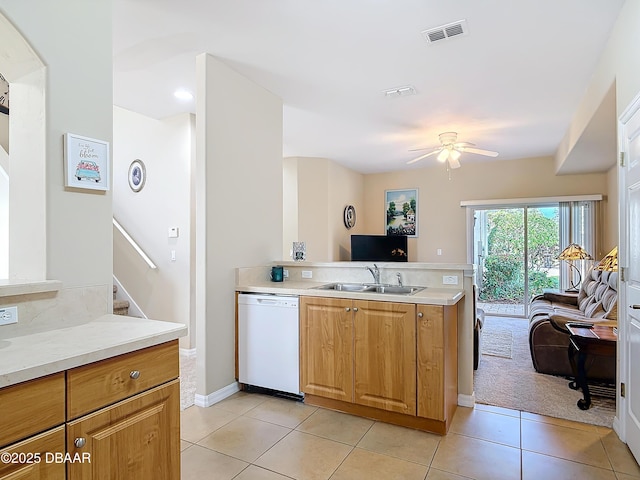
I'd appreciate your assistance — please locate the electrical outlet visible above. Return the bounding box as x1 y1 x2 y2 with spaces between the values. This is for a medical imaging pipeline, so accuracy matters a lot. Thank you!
443 275 458 285
0 306 18 325
283 269 289 278
301 270 313 279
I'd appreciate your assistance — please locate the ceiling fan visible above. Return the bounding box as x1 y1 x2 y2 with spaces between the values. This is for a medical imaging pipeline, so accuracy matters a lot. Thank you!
407 132 499 169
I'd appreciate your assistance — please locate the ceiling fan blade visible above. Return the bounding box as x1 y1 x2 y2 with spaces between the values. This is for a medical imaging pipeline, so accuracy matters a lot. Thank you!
408 146 435 152
454 142 475 148
448 157 461 169
407 149 440 164
462 147 499 157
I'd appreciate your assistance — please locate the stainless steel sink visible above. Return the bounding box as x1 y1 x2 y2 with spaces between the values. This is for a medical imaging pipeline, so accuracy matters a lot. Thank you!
315 283 377 292
314 283 425 295
373 285 425 295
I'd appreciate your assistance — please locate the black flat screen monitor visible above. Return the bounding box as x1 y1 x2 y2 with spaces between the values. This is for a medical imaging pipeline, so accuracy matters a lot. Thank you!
350 235 408 262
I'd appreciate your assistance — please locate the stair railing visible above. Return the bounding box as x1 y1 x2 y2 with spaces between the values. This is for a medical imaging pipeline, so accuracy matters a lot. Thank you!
113 217 157 269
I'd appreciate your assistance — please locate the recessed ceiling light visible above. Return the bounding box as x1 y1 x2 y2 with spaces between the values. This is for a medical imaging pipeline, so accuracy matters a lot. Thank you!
174 89 193 101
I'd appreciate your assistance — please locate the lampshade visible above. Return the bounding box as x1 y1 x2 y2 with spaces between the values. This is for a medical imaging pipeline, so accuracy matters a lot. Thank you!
557 243 593 261
449 149 461 161
437 148 449 162
595 246 618 271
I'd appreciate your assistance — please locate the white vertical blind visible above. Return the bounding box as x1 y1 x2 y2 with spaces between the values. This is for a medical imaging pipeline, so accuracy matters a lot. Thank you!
559 200 598 290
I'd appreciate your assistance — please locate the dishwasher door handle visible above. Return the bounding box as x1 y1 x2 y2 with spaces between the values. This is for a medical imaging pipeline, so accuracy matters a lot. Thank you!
257 299 280 305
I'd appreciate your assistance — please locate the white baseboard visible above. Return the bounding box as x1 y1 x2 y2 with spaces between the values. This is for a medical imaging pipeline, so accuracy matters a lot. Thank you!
458 392 476 408
194 382 240 408
179 347 197 358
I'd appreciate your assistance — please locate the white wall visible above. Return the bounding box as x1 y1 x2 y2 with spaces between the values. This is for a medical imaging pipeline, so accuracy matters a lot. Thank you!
0 2 112 292
113 107 193 348
196 54 283 397
0 150 7 278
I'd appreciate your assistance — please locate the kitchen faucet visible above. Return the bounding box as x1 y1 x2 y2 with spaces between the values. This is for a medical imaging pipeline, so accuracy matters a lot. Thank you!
396 272 403 286
366 264 380 284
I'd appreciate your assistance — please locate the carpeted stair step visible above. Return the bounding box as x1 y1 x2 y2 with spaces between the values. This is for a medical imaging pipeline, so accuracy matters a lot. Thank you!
113 298 130 316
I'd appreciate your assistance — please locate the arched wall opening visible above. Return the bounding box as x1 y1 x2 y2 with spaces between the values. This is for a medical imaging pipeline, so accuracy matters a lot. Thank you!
0 12 47 281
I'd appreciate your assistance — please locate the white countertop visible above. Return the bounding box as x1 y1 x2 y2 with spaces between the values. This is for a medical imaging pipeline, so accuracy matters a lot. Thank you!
0 314 187 388
236 281 464 305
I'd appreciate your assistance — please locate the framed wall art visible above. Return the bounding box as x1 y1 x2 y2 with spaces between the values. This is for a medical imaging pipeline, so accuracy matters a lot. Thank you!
64 133 109 191
385 188 418 237
128 159 146 192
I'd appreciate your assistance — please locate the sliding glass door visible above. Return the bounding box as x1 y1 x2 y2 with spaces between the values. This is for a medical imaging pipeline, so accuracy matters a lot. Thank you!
473 205 560 317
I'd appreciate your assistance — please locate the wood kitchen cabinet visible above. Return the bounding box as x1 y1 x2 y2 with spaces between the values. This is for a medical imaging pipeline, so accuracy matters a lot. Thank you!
417 304 458 423
66 380 180 480
0 427 66 480
300 297 354 402
301 296 458 434
0 340 180 480
353 301 416 415
300 297 416 413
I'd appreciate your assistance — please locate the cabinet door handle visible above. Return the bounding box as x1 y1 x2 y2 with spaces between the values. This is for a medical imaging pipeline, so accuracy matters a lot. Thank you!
417 312 423 318
74 437 86 448
345 307 350 312
130 370 141 379
353 307 358 312
631 305 640 310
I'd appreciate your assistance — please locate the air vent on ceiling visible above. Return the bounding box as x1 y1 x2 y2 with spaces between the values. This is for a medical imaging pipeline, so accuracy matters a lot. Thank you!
384 85 417 98
422 19 468 44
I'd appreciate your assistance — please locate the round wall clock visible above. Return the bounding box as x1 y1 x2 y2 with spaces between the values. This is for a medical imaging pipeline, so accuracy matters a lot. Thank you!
344 205 356 229
128 159 146 192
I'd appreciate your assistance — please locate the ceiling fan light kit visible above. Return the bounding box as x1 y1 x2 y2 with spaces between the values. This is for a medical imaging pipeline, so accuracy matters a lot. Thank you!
407 131 498 170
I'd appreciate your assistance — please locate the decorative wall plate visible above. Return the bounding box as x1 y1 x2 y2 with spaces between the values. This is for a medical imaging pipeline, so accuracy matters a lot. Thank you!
344 205 356 229
128 159 146 192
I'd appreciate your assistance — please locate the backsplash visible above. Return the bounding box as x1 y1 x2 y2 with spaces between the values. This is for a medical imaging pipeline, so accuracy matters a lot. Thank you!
0 284 111 339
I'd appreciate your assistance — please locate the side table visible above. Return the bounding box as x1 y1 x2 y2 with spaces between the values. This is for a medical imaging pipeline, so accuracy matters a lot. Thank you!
567 324 617 410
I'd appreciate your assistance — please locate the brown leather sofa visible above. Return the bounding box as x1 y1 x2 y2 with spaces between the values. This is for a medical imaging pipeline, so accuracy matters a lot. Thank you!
528 268 617 378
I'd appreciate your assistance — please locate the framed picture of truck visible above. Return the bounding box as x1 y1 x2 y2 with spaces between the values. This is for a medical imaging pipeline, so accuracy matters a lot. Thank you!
64 133 109 191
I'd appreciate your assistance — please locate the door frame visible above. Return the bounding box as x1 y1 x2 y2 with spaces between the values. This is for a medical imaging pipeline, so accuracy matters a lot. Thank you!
615 90 640 444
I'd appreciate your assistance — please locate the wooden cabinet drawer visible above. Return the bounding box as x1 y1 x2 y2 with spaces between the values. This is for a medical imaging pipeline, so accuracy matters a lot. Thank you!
0 373 65 448
67 340 179 420
66 379 180 480
0 426 66 479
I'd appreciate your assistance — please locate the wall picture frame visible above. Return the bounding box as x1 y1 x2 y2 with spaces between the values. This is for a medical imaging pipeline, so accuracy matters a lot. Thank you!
64 133 109 191
385 188 418 237
128 159 146 192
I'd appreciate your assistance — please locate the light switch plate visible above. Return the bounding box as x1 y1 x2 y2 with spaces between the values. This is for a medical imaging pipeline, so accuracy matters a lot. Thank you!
0 306 18 325
301 270 313 279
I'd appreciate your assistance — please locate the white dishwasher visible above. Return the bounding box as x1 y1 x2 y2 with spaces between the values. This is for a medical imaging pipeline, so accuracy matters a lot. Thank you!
238 293 300 395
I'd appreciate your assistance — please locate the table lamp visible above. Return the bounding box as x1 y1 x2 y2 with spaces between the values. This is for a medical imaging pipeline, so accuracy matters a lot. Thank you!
595 246 618 272
558 243 593 292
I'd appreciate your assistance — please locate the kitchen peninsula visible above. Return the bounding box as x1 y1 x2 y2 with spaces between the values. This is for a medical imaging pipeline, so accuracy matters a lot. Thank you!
236 261 474 434
0 281 187 479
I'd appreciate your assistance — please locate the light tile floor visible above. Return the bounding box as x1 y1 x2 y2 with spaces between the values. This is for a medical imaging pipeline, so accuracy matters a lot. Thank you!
181 392 640 480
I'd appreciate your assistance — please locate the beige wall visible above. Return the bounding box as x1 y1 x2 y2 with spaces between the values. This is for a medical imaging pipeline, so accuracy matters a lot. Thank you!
0 2 112 291
196 54 283 397
113 107 193 348
328 161 365 260
604 165 619 254
283 157 365 262
363 156 609 263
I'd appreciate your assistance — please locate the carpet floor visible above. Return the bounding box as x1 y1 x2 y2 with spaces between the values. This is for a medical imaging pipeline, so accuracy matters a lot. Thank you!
474 315 615 427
